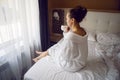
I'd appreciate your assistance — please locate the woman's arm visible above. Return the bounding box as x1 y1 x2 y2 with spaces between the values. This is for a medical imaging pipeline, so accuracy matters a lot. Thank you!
33 38 64 62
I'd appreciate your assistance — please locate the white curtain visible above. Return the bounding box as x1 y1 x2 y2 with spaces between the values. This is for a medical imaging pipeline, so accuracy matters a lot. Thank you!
0 0 41 80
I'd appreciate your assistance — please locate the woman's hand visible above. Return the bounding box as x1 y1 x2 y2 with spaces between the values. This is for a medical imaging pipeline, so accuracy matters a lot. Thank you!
61 25 70 33
33 50 48 62
33 57 40 63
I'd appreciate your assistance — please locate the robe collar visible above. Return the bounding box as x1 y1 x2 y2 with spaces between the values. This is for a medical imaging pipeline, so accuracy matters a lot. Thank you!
63 31 88 43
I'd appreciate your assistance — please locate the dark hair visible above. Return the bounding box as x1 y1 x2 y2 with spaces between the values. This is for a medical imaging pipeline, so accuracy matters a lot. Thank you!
69 6 87 23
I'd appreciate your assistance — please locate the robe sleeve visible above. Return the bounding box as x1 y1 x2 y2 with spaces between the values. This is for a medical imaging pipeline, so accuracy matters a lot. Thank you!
48 39 86 72
48 38 63 56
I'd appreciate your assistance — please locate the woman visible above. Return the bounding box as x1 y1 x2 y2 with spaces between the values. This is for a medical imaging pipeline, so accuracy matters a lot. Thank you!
33 6 88 72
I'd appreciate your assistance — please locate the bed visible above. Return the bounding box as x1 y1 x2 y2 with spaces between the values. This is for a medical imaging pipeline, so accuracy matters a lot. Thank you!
24 10 120 80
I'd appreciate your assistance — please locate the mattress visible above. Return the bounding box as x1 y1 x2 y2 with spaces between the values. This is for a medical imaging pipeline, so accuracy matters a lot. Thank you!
24 41 108 80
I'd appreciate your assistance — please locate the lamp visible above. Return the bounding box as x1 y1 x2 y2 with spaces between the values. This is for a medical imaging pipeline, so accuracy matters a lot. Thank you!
53 11 59 20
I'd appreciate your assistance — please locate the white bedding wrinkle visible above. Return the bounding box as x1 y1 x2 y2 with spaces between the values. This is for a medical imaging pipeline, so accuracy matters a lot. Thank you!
96 32 120 45
95 40 120 80
24 56 108 80
95 43 115 58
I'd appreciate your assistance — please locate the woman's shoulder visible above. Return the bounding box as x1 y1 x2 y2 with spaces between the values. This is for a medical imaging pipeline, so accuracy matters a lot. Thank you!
75 27 87 36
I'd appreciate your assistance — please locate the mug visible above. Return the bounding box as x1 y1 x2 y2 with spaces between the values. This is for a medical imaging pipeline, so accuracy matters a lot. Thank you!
61 25 69 32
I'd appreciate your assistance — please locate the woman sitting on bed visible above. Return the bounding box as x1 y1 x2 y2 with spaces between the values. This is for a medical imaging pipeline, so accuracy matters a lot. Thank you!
33 6 88 72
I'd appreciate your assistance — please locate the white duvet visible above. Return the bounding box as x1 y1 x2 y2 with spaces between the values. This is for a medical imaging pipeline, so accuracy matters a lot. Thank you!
24 56 107 80
24 31 110 80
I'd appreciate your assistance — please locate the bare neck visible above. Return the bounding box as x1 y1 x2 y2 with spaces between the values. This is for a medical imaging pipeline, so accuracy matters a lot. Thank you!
71 23 86 36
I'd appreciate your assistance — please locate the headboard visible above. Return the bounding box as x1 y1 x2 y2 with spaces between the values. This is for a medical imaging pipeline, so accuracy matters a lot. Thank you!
80 11 120 33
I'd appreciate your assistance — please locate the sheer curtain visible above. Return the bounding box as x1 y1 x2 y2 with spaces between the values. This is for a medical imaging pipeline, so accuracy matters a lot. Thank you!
0 0 41 80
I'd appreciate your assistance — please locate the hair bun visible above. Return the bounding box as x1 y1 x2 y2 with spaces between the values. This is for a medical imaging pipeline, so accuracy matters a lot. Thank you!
69 5 87 23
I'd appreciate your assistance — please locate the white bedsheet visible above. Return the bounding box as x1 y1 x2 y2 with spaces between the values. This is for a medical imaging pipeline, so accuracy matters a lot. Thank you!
24 41 109 80
24 56 107 80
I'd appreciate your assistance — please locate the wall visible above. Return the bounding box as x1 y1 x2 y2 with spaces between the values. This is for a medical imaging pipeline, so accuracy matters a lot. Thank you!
48 0 120 10
48 0 120 42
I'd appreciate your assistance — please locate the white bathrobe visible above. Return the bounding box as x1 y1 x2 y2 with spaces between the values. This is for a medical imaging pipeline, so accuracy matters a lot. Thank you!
48 31 88 72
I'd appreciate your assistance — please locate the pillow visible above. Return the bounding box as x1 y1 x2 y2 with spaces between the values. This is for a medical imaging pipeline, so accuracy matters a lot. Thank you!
88 32 96 41
96 32 120 45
